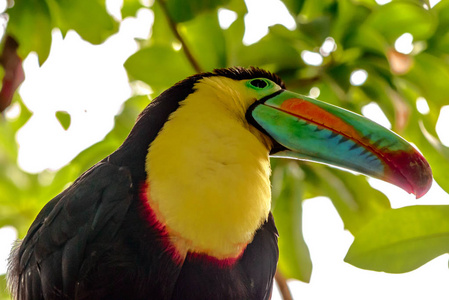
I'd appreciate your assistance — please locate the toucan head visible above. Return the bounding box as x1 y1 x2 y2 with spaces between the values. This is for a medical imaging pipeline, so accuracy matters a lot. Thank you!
181 67 432 198
136 67 432 259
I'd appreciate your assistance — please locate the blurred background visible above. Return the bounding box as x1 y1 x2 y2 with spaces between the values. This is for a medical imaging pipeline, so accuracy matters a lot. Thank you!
1 0 449 299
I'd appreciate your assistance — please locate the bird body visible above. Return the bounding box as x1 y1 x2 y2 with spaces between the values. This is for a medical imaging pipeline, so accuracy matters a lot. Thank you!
8 67 432 300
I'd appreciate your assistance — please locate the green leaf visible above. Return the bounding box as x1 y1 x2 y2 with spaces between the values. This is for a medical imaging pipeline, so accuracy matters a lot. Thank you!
55 111 71 131
403 53 449 107
325 64 353 95
345 205 449 273
299 0 335 20
222 9 245 66
331 0 371 44
395 80 449 194
412 118 449 195
0 274 11 300
149 1 177 47
124 45 194 92
357 72 396 123
235 26 301 71
7 0 53 63
0 97 32 160
271 160 312 283
122 0 145 19
346 25 388 55
6 0 118 64
298 16 331 46
366 1 436 43
303 165 390 234
46 0 118 44
427 0 449 54
281 0 306 16
224 0 248 15
166 0 230 23
180 11 227 70
50 95 150 192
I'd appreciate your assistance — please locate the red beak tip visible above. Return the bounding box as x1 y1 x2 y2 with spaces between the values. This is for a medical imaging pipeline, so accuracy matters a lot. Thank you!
414 178 433 199
387 150 433 199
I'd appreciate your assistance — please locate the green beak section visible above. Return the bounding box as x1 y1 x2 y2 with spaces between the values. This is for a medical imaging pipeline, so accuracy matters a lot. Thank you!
248 90 432 198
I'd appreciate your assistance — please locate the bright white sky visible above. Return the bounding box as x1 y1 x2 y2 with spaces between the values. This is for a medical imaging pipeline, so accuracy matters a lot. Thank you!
1 0 449 299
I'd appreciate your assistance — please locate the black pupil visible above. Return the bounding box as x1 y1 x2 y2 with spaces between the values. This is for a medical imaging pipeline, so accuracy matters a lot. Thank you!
251 79 268 88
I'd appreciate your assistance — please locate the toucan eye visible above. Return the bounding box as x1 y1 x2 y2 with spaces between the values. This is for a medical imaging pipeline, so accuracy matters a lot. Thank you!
248 78 270 89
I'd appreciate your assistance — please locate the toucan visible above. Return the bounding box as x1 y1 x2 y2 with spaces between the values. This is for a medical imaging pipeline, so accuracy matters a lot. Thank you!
8 67 432 300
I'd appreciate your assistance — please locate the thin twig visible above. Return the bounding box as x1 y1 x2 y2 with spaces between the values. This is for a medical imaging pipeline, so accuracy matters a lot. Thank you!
156 0 203 73
275 269 293 300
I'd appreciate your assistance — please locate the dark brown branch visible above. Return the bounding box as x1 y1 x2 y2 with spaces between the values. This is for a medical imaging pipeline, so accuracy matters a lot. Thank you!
156 0 203 73
275 269 293 300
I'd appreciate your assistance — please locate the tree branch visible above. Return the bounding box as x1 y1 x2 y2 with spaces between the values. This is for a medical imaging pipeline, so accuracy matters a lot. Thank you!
156 0 203 73
275 269 293 300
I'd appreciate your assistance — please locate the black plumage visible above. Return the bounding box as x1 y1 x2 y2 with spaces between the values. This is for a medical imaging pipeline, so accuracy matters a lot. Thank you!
8 67 281 300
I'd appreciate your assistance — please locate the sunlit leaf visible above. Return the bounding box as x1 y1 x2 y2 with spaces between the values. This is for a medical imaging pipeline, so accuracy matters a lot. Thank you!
325 64 352 94
222 8 245 66
55 110 71 131
303 165 390 234
403 53 449 107
346 25 387 55
298 16 331 46
7 1 52 63
3 0 449 291
359 73 396 124
122 0 145 19
0 274 10 300
282 0 306 16
224 0 248 15
345 205 449 273
331 0 370 44
50 95 150 198
235 26 301 72
414 120 449 194
271 160 312 283
149 2 177 47
395 81 449 194
299 0 335 20
166 0 230 23
7 0 118 64
124 45 194 92
47 0 118 44
427 0 449 54
366 1 436 43
181 11 227 70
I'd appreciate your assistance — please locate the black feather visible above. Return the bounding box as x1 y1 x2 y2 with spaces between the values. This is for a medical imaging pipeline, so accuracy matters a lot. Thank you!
171 213 278 300
9 163 134 299
8 67 281 300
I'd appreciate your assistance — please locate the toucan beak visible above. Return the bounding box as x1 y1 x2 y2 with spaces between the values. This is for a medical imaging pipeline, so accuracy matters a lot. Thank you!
247 90 433 198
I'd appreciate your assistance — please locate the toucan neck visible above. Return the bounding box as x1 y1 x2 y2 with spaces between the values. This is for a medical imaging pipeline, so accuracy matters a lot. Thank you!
108 78 200 185
145 89 272 260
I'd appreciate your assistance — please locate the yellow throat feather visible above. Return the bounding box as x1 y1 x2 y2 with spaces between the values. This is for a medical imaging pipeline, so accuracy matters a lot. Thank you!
145 76 278 259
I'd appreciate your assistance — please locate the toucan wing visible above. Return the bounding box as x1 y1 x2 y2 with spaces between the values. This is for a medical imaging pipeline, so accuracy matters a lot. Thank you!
240 213 279 300
9 162 133 300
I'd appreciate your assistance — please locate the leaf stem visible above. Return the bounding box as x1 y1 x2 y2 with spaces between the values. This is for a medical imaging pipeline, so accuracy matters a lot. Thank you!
275 269 293 300
156 0 203 73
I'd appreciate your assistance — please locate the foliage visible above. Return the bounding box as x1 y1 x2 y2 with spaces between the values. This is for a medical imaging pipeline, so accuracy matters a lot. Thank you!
345 205 449 273
1 0 449 298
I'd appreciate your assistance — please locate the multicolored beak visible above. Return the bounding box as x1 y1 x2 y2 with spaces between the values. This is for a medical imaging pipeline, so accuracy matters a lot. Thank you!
247 90 432 198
